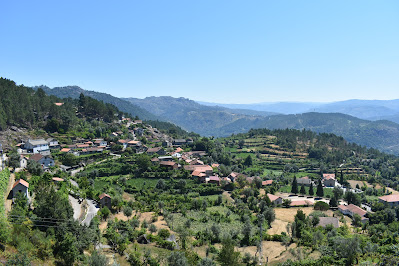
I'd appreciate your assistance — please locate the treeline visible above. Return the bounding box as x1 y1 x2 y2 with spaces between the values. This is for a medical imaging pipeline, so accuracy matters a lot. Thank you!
0 78 128 132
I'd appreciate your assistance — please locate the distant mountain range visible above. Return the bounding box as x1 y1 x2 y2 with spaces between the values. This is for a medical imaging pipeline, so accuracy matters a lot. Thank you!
199 99 399 123
33 84 399 154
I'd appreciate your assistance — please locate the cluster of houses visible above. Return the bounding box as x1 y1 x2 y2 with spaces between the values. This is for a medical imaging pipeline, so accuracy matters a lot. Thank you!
297 173 338 188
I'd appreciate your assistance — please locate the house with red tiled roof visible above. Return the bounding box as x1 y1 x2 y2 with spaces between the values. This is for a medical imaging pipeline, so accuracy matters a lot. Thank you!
52 177 64 182
12 179 29 198
208 176 221 185
262 180 273 186
338 204 369 223
267 193 283 205
160 161 178 170
99 193 112 209
379 194 399 206
29 154 55 168
322 174 336 187
147 147 166 156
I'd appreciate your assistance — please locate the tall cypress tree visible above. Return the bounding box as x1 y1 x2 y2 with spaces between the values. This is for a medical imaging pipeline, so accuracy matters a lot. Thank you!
309 182 314 196
316 179 324 197
340 170 344 184
300 184 306 194
291 176 298 194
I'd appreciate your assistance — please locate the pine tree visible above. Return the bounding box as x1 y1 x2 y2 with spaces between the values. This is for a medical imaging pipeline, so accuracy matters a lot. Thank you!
340 170 344 184
316 180 324 197
291 176 298 194
300 184 306 195
309 182 314 196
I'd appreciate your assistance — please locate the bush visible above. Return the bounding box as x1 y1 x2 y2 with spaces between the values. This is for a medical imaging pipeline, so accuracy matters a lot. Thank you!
314 201 330 211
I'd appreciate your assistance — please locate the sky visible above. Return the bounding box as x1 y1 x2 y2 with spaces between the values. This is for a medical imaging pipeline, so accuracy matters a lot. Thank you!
1 0 398 104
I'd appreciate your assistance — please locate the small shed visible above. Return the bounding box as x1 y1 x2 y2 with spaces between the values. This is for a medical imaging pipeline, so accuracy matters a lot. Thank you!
99 193 112 209
12 179 29 198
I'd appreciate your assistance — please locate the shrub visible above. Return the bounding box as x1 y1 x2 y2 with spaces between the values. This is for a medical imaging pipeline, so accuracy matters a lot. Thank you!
314 201 330 211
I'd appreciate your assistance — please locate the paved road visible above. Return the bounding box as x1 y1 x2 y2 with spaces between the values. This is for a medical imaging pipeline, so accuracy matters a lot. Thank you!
69 195 82 220
69 179 79 188
82 199 100 226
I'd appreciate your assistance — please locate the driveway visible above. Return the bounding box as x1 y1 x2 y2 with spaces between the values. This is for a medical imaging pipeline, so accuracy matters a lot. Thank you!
69 195 82 220
82 199 100 226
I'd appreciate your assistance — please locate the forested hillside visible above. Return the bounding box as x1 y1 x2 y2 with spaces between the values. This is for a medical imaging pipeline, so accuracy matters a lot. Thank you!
33 85 159 121
0 78 126 132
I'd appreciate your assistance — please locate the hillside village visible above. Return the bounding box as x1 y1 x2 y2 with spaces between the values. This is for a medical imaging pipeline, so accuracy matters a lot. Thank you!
2 80 399 265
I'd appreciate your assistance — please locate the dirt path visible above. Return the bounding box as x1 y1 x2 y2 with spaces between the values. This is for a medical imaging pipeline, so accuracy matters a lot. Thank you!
4 170 15 215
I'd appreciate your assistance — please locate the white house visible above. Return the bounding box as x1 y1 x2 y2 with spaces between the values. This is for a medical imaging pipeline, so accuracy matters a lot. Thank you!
93 139 108 147
12 179 29 199
29 154 55 168
46 138 60 149
0 153 8 171
19 156 28 169
24 139 50 155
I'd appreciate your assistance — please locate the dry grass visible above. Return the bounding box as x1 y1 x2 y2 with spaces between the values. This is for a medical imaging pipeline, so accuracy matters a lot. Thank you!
238 241 296 263
274 207 333 223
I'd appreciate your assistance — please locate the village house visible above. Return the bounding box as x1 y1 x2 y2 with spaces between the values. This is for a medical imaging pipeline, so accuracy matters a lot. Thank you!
99 193 112 209
93 139 108 147
160 161 178 170
297 176 313 186
378 194 399 206
207 176 221 185
184 165 213 177
81 147 104 155
267 193 283 205
29 154 55 168
338 204 369 223
262 180 273 186
173 139 187 146
323 173 336 187
12 179 29 199
19 155 28 169
147 147 166 156
24 139 50 155
46 138 60 149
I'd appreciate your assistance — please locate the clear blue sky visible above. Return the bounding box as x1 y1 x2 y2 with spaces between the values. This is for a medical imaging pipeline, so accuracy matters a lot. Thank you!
1 0 398 103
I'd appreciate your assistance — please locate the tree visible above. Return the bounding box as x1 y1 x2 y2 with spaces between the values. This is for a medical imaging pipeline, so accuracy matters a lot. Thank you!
316 180 324 197
309 182 314 196
291 176 298 194
340 170 344 184
344 191 361 206
123 206 133 217
282 199 292 208
217 236 240 266
333 186 343 199
156 179 167 190
55 232 79 265
197 258 216 266
244 155 253 166
149 224 157 233
167 251 188 266
300 184 306 194
329 197 338 207
89 251 108 266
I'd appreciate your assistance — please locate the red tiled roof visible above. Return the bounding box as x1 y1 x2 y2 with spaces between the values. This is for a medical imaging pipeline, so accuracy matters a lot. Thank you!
339 204 367 217
208 176 220 182
29 153 43 162
13 179 29 189
379 194 399 203
160 161 177 166
60 148 71 152
54 102 64 106
267 193 281 202
99 193 111 200
323 174 336 180
52 177 64 182
262 180 273 186
290 200 313 206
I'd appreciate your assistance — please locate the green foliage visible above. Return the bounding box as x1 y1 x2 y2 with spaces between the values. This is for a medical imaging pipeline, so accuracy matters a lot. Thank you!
217 236 240 266
291 176 298 194
314 201 330 211
316 180 324 197
167 251 189 266
89 251 108 266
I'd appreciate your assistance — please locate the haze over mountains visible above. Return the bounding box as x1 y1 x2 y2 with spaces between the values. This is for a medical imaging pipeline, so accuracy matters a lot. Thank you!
33 84 399 154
